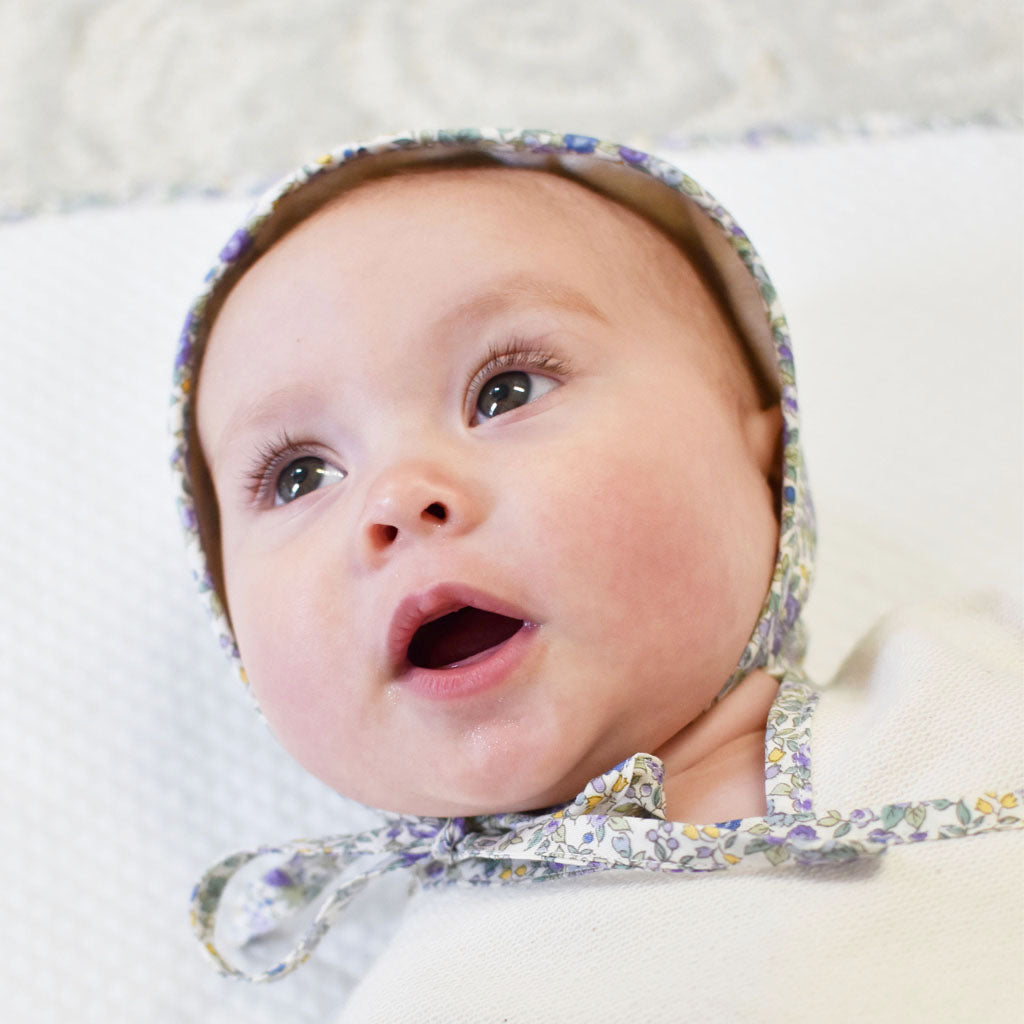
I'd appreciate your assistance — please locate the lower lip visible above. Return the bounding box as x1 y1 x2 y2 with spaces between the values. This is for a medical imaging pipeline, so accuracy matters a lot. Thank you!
397 622 540 700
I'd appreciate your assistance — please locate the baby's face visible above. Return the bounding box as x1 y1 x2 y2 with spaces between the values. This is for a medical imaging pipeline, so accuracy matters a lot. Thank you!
197 168 781 815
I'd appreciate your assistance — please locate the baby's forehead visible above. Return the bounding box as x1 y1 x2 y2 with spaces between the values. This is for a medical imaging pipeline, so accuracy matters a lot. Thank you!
314 164 709 292
286 166 759 403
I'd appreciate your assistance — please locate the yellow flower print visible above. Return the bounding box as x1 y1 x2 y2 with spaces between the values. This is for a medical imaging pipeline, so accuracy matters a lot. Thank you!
768 748 784 763
1000 793 1018 809
612 776 628 793
682 824 700 840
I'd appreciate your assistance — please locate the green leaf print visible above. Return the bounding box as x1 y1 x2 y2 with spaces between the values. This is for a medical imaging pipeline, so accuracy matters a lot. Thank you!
880 805 905 829
905 805 927 830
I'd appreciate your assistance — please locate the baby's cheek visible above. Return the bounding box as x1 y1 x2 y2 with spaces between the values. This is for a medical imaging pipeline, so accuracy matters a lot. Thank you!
228 563 356 765
530 444 722 634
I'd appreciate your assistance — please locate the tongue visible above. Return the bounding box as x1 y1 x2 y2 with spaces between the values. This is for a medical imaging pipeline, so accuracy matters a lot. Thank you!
407 607 524 669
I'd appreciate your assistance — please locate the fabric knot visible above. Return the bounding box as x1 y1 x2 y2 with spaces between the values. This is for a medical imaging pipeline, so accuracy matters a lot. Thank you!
564 752 667 820
429 816 471 865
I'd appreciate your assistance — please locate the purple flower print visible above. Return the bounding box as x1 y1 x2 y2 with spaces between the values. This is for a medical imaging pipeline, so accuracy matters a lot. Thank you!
178 501 197 532
175 332 193 370
400 850 430 867
787 824 817 841
617 145 647 164
408 822 443 840
590 777 607 793
263 868 293 888
219 227 251 264
792 786 813 812
848 808 876 827
563 134 598 153
793 743 811 768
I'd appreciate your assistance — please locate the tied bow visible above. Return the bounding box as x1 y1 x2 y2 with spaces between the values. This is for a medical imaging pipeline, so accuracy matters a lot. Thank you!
191 753 670 981
190 738 1024 982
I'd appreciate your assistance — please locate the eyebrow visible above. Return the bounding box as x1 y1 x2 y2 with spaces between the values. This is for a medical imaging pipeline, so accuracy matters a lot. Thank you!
206 383 320 473
434 273 609 335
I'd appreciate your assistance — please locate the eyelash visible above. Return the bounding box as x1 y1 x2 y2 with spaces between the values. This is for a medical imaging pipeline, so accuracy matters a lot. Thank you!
241 430 320 507
241 342 572 506
465 341 572 420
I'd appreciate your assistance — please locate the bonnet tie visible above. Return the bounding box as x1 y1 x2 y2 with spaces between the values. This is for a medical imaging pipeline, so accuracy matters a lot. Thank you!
189 728 1021 982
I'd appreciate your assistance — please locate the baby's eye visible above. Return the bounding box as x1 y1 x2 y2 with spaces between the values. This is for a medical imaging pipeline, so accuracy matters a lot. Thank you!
275 456 346 505
474 370 558 422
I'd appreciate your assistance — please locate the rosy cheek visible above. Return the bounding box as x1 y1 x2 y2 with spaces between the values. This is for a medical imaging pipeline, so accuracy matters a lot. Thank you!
229 561 333 719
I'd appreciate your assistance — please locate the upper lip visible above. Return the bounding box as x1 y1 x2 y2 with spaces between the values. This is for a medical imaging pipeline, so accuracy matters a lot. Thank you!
386 582 533 674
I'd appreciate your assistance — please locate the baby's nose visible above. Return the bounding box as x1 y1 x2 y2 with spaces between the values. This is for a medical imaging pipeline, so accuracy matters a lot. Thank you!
358 461 486 562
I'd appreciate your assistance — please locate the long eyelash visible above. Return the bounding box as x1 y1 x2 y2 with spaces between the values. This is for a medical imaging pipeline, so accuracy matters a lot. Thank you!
467 340 573 415
241 429 307 506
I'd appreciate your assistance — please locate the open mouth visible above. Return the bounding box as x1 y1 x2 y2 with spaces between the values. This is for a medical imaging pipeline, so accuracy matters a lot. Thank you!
406 607 525 669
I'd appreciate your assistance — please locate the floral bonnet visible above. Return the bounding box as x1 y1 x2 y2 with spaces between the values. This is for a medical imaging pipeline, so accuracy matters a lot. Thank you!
170 128 815 705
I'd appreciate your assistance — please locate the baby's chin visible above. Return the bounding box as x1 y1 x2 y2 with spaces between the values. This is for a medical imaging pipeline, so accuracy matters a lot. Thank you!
326 732 611 818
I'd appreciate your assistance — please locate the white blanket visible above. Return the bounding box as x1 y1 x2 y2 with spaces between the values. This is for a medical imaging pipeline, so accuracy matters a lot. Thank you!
0 126 1020 1022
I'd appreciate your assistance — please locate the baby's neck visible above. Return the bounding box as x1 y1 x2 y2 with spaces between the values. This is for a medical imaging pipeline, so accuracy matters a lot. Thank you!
653 668 778 823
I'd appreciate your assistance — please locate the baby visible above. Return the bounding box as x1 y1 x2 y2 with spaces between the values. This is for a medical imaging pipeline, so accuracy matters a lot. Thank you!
172 130 1020 1019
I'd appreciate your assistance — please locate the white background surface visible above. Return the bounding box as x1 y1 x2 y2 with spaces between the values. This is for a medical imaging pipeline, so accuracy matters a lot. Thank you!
0 127 1021 1020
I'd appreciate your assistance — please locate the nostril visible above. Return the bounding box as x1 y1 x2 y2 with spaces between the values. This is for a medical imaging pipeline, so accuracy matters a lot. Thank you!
424 502 447 522
371 524 398 546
